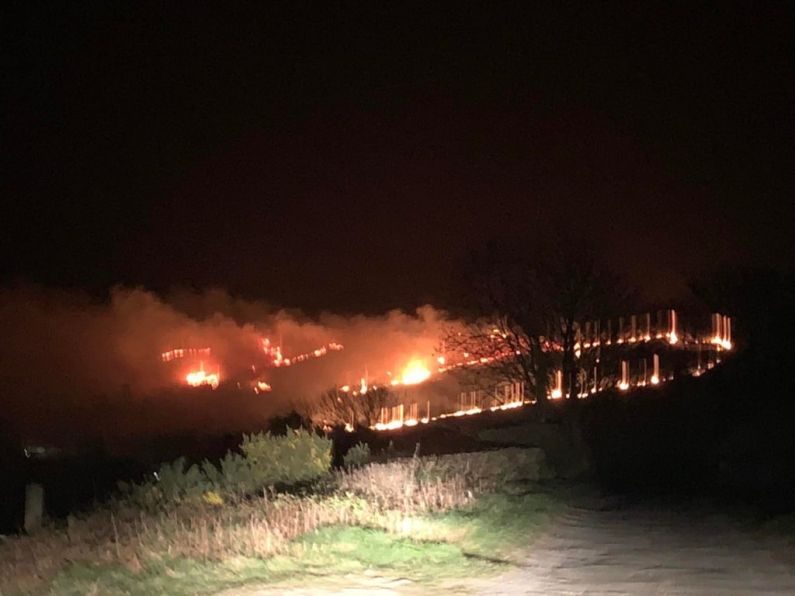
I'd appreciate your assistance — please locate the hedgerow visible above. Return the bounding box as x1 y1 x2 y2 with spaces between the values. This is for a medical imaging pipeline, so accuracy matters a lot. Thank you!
119 428 332 508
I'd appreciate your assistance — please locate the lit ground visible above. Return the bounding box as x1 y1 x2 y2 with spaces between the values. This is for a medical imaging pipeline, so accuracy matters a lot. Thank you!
224 496 795 596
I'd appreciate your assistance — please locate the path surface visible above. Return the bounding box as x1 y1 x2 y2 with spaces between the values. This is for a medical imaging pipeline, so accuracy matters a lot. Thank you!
461 499 795 595
224 497 795 595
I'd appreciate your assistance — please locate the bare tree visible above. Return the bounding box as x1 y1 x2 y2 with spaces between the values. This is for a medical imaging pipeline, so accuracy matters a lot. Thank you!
303 386 390 429
446 236 626 402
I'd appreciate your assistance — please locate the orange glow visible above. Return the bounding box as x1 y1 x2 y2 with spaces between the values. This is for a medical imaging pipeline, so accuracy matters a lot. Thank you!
711 335 733 350
254 381 271 394
400 359 431 385
550 370 563 399
365 310 736 433
490 400 523 411
261 339 344 367
161 347 211 362
667 309 679 344
619 360 630 390
185 365 219 389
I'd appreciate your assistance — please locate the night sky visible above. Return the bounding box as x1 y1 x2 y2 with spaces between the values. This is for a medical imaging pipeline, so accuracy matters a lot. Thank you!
4 2 793 313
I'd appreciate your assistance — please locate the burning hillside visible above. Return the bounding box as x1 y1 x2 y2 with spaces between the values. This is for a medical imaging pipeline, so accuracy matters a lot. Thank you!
0 285 734 445
0 285 451 404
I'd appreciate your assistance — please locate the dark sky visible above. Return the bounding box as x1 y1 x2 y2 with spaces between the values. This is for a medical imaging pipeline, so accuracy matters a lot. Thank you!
4 2 793 313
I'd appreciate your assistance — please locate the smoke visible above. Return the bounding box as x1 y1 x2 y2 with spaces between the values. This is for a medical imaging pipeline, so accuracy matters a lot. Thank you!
0 285 451 447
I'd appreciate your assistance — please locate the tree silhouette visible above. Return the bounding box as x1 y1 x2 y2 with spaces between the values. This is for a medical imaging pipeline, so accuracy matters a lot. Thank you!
447 236 629 402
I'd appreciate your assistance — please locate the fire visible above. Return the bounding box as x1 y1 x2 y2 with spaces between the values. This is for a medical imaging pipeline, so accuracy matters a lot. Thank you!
254 381 272 394
400 359 431 385
185 365 220 389
161 347 211 362
549 370 563 399
261 338 344 367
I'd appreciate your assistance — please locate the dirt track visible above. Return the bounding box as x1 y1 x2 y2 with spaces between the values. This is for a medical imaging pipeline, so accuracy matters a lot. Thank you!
225 497 795 595
460 499 795 595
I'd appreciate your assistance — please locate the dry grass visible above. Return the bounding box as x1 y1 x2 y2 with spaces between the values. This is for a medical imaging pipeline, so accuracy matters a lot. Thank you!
0 448 543 593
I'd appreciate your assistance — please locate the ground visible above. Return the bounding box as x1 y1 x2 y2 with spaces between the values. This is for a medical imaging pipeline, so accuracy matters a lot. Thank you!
224 494 795 595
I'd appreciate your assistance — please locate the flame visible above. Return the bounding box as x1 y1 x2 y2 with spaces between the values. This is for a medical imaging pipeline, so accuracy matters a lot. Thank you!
254 381 271 394
400 359 431 385
161 347 211 362
549 370 563 399
185 365 220 389
261 338 343 367
429 400 524 424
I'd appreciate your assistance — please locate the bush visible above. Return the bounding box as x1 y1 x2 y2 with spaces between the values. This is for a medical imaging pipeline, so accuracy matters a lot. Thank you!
217 451 253 496
155 457 211 501
343 442 371 469
119 428 333 508
240 428 332 490
118 457 212 509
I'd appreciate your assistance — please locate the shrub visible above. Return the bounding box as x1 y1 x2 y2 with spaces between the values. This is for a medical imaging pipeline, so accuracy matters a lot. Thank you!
217 451 253 496
119 429 333 508
240 428 332 489
343 442 371 469
118 457 212 509
155 457 211 501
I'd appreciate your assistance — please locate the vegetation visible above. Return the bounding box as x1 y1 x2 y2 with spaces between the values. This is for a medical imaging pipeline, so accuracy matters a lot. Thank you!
117 429 332 509
238 429 332 490
305 386 390 429
446 237 629 403
42 494 558 595
342 442 371 468
40 488 560 595
0 444 553 594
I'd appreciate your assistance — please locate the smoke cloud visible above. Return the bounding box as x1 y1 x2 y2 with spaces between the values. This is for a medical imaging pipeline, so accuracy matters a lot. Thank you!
0 285 450 450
